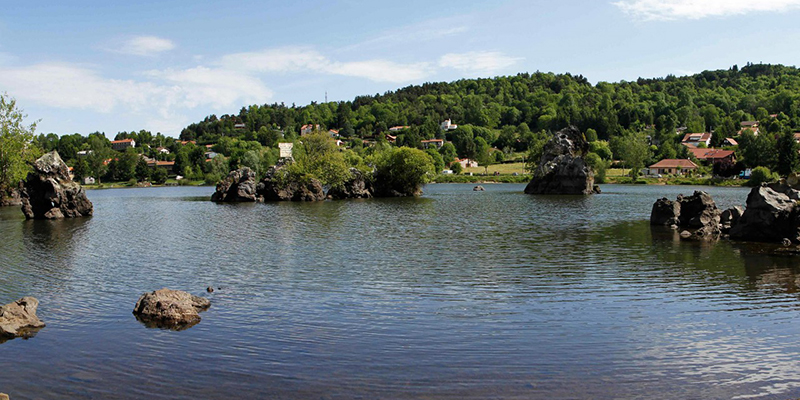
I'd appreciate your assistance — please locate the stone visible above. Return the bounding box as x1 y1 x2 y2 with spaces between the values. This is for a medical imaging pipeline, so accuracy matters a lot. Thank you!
720 206 744 233
730 185 800 243
0 297 46 339
20 151 93 219
473 185 485 191
650 197 681 226
256 163 326 202
211 167 258 202
0 185 21 207
206 287 214 293
524 126 595 195
783 238 792 246
327 168 374 200
680 230 692 239
0 393 8 400
677 191 720 229
133 288 210 330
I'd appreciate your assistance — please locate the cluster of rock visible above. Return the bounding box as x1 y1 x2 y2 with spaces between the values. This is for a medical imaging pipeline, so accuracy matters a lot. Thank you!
132 288 211 330
524 126 599 195
0 297 45 340
212 162 417 203
0 185 21 207
20 151 93 219
651 183 800 243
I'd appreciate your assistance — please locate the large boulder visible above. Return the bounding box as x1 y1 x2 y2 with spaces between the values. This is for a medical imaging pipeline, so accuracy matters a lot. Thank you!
0 185 21 207
0 297 45 339
677 191 720 229
730 186 800 243
327 168 373 200
524 126 595 195
256 164 326 202
211 167 258 202
20 151 93 219
133 288 210 330
720 206 744 234
650 197 680 226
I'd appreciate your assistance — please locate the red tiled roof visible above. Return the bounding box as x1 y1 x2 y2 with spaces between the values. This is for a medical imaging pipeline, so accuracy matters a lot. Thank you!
421 139 444 143
724 138 738 146
649 159 698 169
111 138 134 144
681 132 711 142
688 148 735 160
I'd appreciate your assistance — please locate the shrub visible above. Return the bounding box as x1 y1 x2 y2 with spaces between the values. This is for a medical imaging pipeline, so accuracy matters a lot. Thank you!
748 166 777 186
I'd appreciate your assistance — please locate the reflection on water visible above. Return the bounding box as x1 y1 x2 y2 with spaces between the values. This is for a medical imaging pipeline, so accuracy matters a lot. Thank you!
1 184 800 399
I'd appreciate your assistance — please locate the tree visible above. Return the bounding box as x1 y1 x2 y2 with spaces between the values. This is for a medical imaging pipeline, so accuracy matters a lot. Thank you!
0 94 39 193
748 166 777 186
438 142 457 165
152 167 168 184
777 129 799 176
451 161 463 175
372 147 435 195
135 158 151 182
615 131 650 178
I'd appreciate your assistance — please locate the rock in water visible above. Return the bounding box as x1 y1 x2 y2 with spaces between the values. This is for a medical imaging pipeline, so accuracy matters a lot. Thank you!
473 185 485 191
0 297 46 339
0 392 9 400
730 186 800 243
651 197 681 226
677 191 720 229
327 168 374 199
211 167 258 202
0 185 21 207
20 151 93 219
133 288 210 330
720 206 744 234
524 126 594 195
257 163 326 202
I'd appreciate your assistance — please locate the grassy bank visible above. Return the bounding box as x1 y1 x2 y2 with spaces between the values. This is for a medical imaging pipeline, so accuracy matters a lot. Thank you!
604 176 746 186
432 174 530 183
84 179 211 189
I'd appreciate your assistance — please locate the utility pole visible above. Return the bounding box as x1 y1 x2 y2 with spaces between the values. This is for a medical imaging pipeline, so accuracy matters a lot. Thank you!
325 91 328 103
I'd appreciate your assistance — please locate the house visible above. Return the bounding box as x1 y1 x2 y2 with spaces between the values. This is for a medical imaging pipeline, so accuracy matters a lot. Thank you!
648 159 698 176
147 160 175 173
178 140 196 146
328 129 340 138
234 123 246 129
794 133 800 143
681 133 712 147
421 139 444 149
722 138 738 147
278 143 294 159
83 177 96 185
741 121 759 129
454 158 479 169
389 126 409 132
738 127 760 136
300 124 320 136
688 148 736 164
77 150 94 157
440 119 458 131
205 151 219 159
156 147 170 154
385 134 397 143
111 138 136 151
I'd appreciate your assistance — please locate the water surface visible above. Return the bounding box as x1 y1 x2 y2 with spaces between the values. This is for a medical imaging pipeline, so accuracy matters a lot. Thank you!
2 184 800 399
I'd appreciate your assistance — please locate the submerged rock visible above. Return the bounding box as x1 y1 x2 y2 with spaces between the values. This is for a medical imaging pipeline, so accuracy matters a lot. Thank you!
133 288 210 330
650 191 721 239
524 126 595 195
473 185 485 191
0 297 46 339
720 206 744 234
211 167 258 202
20 151 93 219
651 197 681 226
327 168 373 200
730 186 800 243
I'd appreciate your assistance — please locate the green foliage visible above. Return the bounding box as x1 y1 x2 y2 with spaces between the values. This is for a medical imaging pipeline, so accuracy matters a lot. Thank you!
777 129 799 175
589 140 613 160
584 152 609 183
438 142 457 165
0 93 39 191
612 131 650 178
152 167 168 184
287 131 351 188
425 148 445 173
372 147 435 194
451 162 463 175
748 166 778 186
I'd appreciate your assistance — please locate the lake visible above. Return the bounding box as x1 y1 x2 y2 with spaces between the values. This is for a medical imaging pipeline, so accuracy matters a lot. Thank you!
2 183 800 399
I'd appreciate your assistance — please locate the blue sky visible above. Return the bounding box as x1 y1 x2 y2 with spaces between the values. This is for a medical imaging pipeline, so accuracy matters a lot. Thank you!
2 0 800 137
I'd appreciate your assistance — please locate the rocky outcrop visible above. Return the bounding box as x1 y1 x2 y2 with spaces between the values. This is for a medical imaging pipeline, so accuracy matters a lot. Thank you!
133 288 210 330
257 164 325 202
524 126 595 195
0 185 21 207
211 167 258 202
327 168 374 200
720 206 744 234
473 185 485 191
650 191 721 239
730 186 800 243
20 151 93 219
0 297 45 339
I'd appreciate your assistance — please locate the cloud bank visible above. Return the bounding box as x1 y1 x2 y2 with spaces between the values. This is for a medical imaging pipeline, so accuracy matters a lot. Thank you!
613 0 800 20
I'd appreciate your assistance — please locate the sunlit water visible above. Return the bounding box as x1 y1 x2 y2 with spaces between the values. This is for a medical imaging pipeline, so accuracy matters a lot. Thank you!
2 184 800 399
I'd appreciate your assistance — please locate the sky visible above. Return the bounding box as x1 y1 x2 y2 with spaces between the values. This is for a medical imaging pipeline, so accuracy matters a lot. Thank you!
2 0 800 137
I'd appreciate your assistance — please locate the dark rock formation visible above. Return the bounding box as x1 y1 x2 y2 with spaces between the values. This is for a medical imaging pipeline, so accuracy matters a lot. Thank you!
133 288 210 330
650 197 680 226
20 151 93 219
327 168 374 200
720 206 744 234
650 191 721 239
0 185 21 207
0 297 45 339
473 185 485 191
730 186 800 243
211 167 258 202
524 126 595 195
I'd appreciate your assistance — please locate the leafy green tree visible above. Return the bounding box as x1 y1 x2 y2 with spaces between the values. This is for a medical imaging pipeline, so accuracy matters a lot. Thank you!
0 94 39 193
777 129 799 176
135 158 151 181
372 147 434 195
152 167 168 184
425 148 445 173
589 140 613 161
451 161 463 175
748 166 777 186
615 131 650 178
438 142 457 165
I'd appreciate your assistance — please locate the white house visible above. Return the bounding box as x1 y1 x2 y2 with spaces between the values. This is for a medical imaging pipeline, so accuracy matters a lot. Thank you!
83 177 96 185
421 139 444 149
440 119 458 131
300 124 320 136
76 150 93 157
454 158 479 169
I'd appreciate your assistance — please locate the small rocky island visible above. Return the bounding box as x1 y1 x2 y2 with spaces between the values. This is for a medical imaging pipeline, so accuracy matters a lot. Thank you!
651 181 800 244
0 297 46 340
20 151 93 219
133 288 211 331
524 126 598 195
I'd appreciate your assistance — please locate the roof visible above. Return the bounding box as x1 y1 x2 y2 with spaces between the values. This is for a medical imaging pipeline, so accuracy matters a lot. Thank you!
723 137 738 146
689 148 735 160
111 138 134 144
649 159 698 169
681 132 711 142
741 121 759 127
421 139 444 143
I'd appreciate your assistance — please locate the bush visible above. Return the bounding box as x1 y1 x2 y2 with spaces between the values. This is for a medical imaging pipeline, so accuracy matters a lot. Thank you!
152 168 168 184
451 162 463 175
747 166 777 186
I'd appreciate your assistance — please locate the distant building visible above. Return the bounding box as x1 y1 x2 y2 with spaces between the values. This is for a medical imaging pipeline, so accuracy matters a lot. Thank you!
205 151 219 159
722 138 738 147
421 139 444 149
279 143 294 159
794 133 800 143
146 160 175 173
681 132 712 148
76 150 94 157
648 159 698 176
83 177 96 185
389 126 410 132
688 148 736 165
300 124 320 136
385 134 397 143
178 140 196 146
440 119 458 131
454 158 479 169
111 138 136 151
328 129 340 138
156 147 170 154
234 123 246 129
739 121 760 136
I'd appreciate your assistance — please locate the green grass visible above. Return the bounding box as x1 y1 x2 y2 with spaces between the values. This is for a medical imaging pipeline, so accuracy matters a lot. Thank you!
84 179 211 189
432 174 530 183
464 162 528 175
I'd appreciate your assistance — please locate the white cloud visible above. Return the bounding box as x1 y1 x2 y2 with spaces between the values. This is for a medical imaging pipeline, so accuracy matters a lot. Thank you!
613 0 800 20
115 35 176 56
219 47 430 83
438 51 523 76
